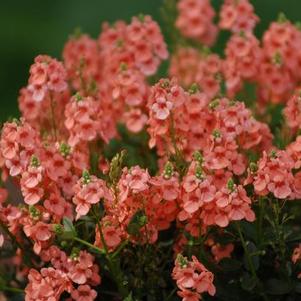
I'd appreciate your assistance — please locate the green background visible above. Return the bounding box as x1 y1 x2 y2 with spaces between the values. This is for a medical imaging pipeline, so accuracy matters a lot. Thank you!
1 0 301 122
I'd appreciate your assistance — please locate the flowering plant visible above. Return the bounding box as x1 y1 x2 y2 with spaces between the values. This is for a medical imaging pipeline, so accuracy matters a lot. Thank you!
2 0 301 300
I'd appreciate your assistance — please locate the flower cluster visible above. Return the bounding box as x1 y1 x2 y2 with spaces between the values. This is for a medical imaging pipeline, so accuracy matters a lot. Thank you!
172 1 301 110
172 254 216 301
28 55 68 102
176 0 218 46
148 78 272 164
25 246 100 301
2 1 301 301
219 0 259 33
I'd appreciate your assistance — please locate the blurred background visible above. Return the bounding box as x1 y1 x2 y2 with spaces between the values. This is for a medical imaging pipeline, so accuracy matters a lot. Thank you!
1 0 301 122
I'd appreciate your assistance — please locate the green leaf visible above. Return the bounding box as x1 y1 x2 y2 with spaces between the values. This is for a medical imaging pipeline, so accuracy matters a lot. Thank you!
126 210 147 236
124 292 134 301
219 258 242 272
62 217 77 239
240 221 257 241
295 282 301 294
241 273 257 291
266 278 293 295
243 241 259 271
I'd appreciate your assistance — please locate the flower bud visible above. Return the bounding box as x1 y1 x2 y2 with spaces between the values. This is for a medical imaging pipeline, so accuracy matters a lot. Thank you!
269 150 277 158
29 205 40 219
70 247 80 260
188 83 199 94
193 151 203 164
195 164 204 180
212 129 221 139
163 161 174 179
176 254 188 268
209 99 220 110
59 142 71 157
249 162 258 173
82 170 91 184
74 92 83 102
30 155 40 167
53 224 64 235
227 178 235 192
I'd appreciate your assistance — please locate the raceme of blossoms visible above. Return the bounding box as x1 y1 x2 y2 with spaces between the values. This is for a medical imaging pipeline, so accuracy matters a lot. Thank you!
2 1 301 301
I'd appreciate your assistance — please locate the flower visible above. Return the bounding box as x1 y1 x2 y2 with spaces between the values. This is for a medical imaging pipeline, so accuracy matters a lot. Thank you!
71 285 97 301
176 0 218 46
151 96 173 120
28 55 67 102
292 244 301 264
73 173 112 219
172 255 216 301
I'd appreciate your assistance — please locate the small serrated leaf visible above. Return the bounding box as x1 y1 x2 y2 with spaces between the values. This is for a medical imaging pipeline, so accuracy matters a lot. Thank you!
126 210 147 236
241 273 256 291
62 217 77 239
124 292 134 301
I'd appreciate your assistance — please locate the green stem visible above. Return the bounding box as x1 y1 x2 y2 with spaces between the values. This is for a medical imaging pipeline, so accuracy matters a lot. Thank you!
111 240 128 259
256 197 265 246
1 286 24 294
236 222 269 301
73 237 105 254
165 287 177 301
92 206 129 298
236 223 257 278
272 201 286 262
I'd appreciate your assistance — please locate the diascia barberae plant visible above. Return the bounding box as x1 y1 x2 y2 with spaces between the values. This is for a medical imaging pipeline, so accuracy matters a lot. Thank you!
3 0 301 300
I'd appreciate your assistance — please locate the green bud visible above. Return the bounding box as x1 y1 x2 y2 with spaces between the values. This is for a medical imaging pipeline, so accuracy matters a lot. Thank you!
82 170 91 184
53 224 64 235
109 150 127 185
11 117 20 125
59 142 71 157
212 129 221 139
272 52 282 66
176 254 188 268
120 62 128 71
269 149 277 158
70 247 80 260
87 79 98 94
160 79 170 89
116 38 124 48
29 205 40 218
249 162 258 173
60 241 68 248
188 83 199 94
138 215 148 227
195 164 204 180
239 30 246 38
79 57 86 69
31 155 40 167
277 12 288 23
193 151 203 164
163 161 174 179
138 13 145 22
209 99 220 110
74 92 83 102
201 46 211 56
229 99 237 106
188 240 194 246
227 178 235 192
71 27 82 39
